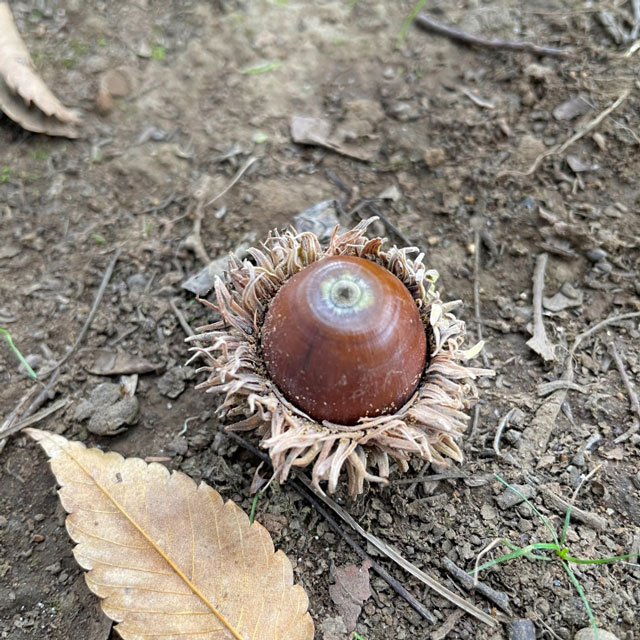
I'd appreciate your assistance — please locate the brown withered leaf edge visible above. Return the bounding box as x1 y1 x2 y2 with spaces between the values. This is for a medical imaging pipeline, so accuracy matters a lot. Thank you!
26 428 314 640
0 2 80 137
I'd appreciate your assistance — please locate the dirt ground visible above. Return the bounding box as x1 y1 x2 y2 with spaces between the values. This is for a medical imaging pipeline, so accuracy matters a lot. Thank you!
1 1 640 639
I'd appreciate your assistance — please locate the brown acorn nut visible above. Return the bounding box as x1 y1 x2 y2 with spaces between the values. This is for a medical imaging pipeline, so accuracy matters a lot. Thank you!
261 256 427 425
188 219 494 495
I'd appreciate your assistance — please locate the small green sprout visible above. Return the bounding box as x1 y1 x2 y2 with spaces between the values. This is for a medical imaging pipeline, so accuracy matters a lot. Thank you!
151 44 166 60
240 60 282 75
471 474 632 639
0 328 37 380
90 233 107 244
351 634 367 640
252 132 268 144
1 166 9 183
397 0 426 46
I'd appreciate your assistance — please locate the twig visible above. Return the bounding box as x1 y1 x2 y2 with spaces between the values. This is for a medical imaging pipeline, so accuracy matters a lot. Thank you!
462 88 495 110
0 397 68 441
387 471 469 486
292 475 436 624
19 370 61 422
441 556 511 614
170 299 195 337
570 463 603 504
493 408 516 457
39 250 121 380
227 433 495 627
539 485 607 530
521 311 640 462
526 253 555 362
537 380 588 396
1 376 61 451
610 341 640 443
205 157 256 207
295 475 496 626
414 13 573 58
227 433 436 625
500 89 630 178
473 229 490 369
572 311 640 354
183 200 210 264
364 201 413 248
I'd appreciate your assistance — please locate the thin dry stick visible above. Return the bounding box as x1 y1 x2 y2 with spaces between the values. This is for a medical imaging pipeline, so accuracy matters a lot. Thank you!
39 250 122 380
183 200 210 264
494 408 516 457
0 385 39 455
414 13 573 58
570 463 603 504
205 157 257 207
521 312 640 463
0 356 61 453
0 398 69 441
571 311 640 354
295 474 496 627
610 341 640 443
441 556 511 614
364 202 413 248
292 475 436 625
539 485 607 531
526 253 555 362
227 432 436 625
473 539 503 585
170 299 195 337
388 471 469 486
473 229 490 369
499 89 630 177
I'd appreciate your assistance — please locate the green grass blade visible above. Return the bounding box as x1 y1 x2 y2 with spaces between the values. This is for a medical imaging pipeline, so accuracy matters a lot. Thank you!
0 328 37 380
494 474 559 545
397 0 426 46
562 559 599 640
241 60 282 75
563 553 632 565
471 542 556 574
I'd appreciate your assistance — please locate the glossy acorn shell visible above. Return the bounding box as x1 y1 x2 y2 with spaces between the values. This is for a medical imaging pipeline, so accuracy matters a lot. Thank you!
260 255 427 425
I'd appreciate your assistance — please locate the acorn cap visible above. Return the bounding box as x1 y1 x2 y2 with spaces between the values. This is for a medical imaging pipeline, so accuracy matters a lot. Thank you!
187 218 494 495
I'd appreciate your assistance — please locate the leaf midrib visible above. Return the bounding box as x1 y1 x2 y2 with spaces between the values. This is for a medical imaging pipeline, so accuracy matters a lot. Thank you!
57 434 244 640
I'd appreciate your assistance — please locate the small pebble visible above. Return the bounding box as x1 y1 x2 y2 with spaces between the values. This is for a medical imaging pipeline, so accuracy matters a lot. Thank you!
496 484 535 510
424 147 446 168
586 248 607 262
508 618 535 640
33 534 45 543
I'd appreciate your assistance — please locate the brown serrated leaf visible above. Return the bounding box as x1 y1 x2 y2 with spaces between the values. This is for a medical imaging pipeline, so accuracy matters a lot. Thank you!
0 2 81 136
26 428 314 640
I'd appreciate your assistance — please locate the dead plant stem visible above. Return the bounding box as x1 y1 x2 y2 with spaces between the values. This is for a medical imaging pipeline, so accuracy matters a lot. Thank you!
414 13 573 58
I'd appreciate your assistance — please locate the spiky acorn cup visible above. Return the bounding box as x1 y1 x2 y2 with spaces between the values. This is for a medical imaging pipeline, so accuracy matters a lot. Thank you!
187 218 494 495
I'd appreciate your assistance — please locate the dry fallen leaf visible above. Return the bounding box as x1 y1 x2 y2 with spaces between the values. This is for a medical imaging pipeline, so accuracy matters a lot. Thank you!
0 2 80 137
328 560 371 633
26 428 314 640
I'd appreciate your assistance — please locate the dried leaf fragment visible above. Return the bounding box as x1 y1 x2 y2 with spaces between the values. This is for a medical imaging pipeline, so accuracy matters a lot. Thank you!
0 2 80 136
329 561 371 633
26 428 313 640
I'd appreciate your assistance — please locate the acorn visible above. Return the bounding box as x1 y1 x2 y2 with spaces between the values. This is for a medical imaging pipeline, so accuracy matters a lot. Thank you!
188 218 493 495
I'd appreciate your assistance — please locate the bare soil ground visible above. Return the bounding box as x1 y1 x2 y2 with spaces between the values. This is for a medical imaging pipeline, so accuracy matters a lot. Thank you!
1 1 639 639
